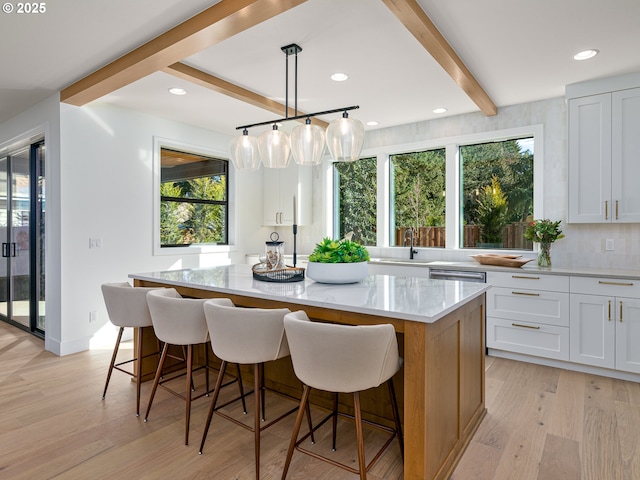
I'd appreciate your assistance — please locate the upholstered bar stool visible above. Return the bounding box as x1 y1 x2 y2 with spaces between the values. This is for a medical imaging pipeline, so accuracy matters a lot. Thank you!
282 310 404 480
144 288 234 445
101 282 163 416
199 299 313 480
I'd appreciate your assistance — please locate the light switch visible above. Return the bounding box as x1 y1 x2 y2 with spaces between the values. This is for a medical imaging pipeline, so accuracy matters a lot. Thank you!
605 238 614 251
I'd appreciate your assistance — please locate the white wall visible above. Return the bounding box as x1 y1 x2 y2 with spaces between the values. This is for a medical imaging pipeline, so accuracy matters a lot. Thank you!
58 102 266 354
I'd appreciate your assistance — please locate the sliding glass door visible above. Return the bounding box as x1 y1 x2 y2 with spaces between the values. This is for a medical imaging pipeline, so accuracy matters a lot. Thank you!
0 140 45 336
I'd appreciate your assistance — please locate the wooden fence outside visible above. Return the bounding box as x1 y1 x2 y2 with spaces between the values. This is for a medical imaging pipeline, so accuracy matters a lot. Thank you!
396 222 533 249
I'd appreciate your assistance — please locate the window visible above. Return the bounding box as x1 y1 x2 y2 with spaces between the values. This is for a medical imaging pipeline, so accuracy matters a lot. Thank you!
160 147 228 247
333 157 377 245
331 126 539 251
460 138 534 249
390 148 446 248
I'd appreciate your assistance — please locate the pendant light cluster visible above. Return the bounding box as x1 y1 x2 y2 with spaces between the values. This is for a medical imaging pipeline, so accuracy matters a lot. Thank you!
229 44 365 171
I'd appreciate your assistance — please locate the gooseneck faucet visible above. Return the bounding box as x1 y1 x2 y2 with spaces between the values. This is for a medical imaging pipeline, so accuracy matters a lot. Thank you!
404 229 418 260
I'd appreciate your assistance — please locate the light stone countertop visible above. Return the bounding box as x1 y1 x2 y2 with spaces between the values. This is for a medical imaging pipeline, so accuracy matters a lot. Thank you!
369 258 640 280
129 263 489 324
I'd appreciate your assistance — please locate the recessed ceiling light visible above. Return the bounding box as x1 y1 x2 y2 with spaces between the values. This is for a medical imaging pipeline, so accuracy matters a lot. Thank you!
573 49 599 61
330 73 349 82
433 107 447 114
169 87 187 95
366 121 379 126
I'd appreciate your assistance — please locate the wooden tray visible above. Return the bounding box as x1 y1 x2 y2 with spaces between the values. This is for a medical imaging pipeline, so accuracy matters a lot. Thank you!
470 254 534 268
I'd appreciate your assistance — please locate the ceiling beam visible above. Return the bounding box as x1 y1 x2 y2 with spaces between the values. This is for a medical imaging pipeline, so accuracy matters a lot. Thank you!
382 0 497 116
164 62 329 129
60 0 308 106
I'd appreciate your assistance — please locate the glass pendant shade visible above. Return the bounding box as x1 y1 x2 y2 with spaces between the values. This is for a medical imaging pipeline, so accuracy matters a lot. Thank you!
290 119 326 166
229 130 260 171
258 125 291 168
326 113 365 162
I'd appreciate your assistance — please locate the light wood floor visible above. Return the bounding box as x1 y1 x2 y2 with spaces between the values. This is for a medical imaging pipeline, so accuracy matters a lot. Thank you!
1 322 639 480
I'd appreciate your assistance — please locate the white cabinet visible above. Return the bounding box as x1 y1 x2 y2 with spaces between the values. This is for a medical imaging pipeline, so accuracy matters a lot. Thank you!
569 276 640 374
263 163 312 226
568 87 640 223
486 272 570 360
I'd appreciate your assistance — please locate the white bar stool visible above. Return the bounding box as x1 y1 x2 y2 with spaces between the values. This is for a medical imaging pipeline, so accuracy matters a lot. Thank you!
144 288 241 445
199 299 313 480
101 282 163 416
282 310 404 480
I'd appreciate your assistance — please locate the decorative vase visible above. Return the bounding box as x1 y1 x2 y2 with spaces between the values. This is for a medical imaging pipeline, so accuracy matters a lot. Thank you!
537 242 552 267
305 261 369 284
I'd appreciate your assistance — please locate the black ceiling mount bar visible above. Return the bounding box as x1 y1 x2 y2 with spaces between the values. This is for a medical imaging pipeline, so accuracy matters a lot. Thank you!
236 105 360 131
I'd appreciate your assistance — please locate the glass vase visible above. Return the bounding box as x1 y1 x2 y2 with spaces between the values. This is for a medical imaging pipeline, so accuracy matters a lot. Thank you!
537 242 552 267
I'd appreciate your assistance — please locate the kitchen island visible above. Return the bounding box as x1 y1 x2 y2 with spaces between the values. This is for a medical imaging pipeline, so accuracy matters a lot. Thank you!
130 264 489 480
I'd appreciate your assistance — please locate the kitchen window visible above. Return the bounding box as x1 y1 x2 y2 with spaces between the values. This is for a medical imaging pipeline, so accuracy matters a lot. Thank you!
158 146 228 248
331 125 541 251
333 157 377 245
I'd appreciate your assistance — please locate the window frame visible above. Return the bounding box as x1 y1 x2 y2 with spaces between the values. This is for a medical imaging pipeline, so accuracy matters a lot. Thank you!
328 125 543 251
153 136 235 256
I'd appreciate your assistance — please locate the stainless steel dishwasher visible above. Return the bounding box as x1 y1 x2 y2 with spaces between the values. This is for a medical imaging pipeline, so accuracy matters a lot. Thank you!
429 268 486 283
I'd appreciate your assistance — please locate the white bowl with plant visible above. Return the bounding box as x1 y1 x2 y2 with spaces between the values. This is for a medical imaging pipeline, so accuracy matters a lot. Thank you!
306 238 370 284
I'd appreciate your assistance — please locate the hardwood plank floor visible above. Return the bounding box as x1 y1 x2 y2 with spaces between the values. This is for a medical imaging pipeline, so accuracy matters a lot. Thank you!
2 322 640 479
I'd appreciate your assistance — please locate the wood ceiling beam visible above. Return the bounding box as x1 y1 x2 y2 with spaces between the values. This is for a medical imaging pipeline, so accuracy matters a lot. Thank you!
164 62 329 128
382 0 497 116
60 0 308 106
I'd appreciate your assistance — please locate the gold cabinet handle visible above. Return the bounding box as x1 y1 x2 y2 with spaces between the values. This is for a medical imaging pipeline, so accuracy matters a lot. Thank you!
608 300 611 321
512 291 540 296
512 323 540 330
620 301 623 323
616 200 619 220
598 280 634 287
605 200 609 220
511 275 540 280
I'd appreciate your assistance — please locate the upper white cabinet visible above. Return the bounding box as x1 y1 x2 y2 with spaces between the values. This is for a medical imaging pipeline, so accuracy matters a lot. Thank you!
263 163 312 226
568 82 640 223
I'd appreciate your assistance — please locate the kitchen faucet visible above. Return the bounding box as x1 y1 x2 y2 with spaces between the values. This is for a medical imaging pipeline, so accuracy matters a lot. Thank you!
404 229 418 260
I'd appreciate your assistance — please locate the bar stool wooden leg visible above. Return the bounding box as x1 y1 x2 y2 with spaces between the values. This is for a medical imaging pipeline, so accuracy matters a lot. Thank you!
281 385 311 480
102 327 124 401
388 378 404 457
237 364 247 414
185 344 194 445
199 360 229 454
144 343 170 422
134 326 144 416
353 392 367 480
331 392 338 451
254 363 261 480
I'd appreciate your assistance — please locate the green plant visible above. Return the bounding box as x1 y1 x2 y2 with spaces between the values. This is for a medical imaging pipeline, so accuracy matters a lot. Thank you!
524 219 565 244
476 176 508 244
308 237 370 263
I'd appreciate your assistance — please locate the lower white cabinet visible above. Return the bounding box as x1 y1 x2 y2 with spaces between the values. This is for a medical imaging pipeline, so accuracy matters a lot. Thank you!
486 272 570 360
570 293 640 374
487 317 569 360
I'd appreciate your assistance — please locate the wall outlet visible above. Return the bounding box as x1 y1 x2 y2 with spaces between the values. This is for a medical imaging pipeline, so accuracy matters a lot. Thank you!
605 238 615 251
89 311 97 323
89 238 102 249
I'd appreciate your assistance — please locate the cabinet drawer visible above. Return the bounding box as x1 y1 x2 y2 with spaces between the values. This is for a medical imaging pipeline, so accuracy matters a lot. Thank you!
487 287 569 326
487 317 569 360
570 276 640 298
487 271 569 292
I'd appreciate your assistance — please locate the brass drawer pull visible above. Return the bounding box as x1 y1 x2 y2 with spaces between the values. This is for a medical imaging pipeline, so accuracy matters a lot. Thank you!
511 275 540 280
608 300 611 321
511 291 540 297
598 280 633 287
512 323 540 330
620 301 623 323
616 200 619 220
605 200 609 220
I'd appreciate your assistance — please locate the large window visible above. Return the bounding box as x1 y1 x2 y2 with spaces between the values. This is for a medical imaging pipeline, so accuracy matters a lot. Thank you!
332 127 539 251
160 147 228 247
333 157 377 245
460 138 534 249
390 148 446 248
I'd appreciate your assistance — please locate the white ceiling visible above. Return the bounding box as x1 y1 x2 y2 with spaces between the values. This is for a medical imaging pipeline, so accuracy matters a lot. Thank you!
2 0 640 136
